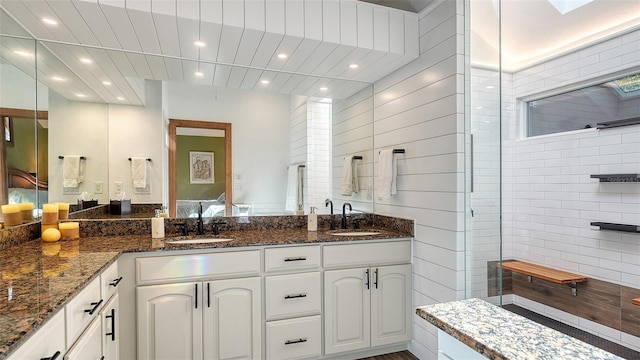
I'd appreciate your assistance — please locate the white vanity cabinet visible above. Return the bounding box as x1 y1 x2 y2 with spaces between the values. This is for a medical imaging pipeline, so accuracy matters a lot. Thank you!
264 245 322 360
7 309 66 360
323 241 412 355
135 250 262 360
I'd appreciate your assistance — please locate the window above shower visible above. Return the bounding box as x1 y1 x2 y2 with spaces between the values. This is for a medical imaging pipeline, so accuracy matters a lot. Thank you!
526 72 640 137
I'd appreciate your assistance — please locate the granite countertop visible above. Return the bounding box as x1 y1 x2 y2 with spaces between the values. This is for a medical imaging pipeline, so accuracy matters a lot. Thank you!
0 227 409 358
416 298 622 360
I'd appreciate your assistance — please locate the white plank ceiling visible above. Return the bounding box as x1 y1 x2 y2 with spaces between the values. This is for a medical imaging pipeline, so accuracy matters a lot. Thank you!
0 0 420 104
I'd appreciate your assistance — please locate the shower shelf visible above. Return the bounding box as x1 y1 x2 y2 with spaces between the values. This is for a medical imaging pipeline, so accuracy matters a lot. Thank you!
590 222 640 233
590 174 640 182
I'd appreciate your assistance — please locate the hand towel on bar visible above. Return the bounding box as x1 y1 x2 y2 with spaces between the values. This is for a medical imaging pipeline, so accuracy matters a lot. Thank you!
376 149 397 200
341 156 360 196
63 155 81 188
131 157 147 188
285 165 299 212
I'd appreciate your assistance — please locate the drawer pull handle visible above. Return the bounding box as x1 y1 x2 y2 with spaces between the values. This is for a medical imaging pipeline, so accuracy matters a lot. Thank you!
374 268 378 289
284 293 307 299
285 338 308 345
284 257 307 262
195 284 198 309
109 276 123 287
40 351 61 360
106 308 116 341
84 299 103 315
365 269 370 290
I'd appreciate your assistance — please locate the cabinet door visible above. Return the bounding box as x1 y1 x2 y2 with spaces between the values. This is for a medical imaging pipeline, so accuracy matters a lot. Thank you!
64 316 102 360
137 282 203 360
371 264 412 347
203 277 261 360
102 293 119 360
324 268 371 355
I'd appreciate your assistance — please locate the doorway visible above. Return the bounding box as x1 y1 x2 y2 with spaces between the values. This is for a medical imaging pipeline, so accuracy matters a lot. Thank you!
168 119 232 217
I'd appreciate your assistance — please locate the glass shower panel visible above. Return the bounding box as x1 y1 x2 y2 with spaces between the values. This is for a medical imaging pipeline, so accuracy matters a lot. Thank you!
465 0 504 303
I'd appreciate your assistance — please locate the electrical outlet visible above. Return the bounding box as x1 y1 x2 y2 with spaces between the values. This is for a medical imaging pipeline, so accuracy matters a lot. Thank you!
95 181 103 194
114 181 123 193
135 183 151 194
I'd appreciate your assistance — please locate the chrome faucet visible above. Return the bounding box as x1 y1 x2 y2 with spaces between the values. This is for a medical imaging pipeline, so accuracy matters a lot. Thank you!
196 202 205 235
325 199 336 230
341 203 352 229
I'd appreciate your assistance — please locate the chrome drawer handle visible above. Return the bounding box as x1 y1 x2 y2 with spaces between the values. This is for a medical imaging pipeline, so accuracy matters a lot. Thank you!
285 338 308 345
284 257 307 262
84 299 103 315
284 293 307 299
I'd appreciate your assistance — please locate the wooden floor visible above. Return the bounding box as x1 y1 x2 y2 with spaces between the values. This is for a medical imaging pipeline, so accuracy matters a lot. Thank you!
358 351 419 360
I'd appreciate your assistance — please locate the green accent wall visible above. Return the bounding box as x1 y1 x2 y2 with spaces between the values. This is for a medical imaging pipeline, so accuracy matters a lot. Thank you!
6 117 48 182
176 135 225 200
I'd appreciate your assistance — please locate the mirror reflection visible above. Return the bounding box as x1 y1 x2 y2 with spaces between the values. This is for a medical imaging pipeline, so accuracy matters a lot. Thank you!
0 35 375 226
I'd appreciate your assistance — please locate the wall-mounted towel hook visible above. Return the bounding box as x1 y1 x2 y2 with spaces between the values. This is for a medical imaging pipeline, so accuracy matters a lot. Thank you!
58 156 86 160
128 158 152 162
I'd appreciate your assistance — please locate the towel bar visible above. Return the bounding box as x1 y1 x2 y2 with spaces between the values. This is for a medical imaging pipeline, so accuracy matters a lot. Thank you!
128 158 152 162
378 149 405 154
58 156 86 160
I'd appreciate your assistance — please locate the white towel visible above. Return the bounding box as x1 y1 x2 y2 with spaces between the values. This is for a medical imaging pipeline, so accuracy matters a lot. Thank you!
285 166 299 212
63 155 81 188
376 149 397 200
341 156 360 196
131 157 147 188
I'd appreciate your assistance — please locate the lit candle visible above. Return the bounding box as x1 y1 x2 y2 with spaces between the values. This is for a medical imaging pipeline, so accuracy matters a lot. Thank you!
42 204 59 225
59 222 80 240
2 204 21 227
57 202 70 220
19 202 34 222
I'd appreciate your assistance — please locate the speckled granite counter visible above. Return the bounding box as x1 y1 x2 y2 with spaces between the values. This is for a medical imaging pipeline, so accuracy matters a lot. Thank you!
0 226 410 358
416 298 622 360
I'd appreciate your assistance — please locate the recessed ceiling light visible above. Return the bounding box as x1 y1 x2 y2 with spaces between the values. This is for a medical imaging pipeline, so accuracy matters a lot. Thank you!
102 81 112 86
14 50 32 57
75 93 87 98
79 58 92 64
277 53 288 59
486 85 495 89
195 71 204 77
349 64 359 69
319 87 328 91
116 96 125 101
41 18 58 26
51 76 66 82
261 80 269 85
194 40 206 47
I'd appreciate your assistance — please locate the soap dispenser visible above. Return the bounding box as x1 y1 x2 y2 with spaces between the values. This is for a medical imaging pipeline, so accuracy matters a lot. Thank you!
308 207 318 232
152 209 165 238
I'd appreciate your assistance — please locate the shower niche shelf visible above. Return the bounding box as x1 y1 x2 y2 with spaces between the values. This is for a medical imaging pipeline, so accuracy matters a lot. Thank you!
590 222 640 233
590 174 640 182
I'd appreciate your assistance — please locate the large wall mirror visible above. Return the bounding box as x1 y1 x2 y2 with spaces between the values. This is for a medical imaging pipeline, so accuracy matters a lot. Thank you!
0 5 379 224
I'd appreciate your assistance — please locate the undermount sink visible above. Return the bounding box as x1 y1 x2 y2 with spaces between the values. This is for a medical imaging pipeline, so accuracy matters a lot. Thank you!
166 238 234 245
330 231 382 237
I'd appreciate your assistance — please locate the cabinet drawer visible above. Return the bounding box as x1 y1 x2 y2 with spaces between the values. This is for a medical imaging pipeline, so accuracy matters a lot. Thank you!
265 272 321 320
101 261 120 301
136 250 260 284
7 310 66 360
266 315 322 360
323 241 411 269
66 276 103 348
264 245 320 273
64 316 102 360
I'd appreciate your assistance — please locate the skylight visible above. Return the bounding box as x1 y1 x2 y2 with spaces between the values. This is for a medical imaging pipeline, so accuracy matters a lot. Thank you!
547 0 593 15
614 74 640 93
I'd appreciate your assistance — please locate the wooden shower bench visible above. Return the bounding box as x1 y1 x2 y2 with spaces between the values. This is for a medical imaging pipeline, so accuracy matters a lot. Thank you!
500 260 588 296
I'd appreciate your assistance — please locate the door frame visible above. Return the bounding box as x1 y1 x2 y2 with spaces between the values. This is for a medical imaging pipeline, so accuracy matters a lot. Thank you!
168 119 232 217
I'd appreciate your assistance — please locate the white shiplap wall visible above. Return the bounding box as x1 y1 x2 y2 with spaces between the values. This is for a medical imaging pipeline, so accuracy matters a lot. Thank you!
373 1 465 358
503 28 640 351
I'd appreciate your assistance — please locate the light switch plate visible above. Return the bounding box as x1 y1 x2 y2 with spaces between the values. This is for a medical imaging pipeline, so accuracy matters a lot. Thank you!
95 181 103 194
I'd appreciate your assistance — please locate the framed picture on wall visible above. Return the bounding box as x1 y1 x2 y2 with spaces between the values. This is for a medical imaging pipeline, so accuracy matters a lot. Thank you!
189 151 215 184
3 116 13 147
